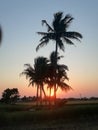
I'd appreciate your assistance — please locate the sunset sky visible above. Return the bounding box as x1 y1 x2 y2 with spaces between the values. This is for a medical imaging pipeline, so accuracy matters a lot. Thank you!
0 0 98 98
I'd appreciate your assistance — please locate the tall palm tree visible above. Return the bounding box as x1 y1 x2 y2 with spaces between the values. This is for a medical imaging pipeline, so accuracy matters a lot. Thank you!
36 11 83 61
21 56 49 102
0 26 2 45
47 51 71 101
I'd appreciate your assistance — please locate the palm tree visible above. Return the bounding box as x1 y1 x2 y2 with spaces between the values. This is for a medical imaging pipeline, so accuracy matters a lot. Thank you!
36 11 83 61
21 64 40 99
47 51 71 102
0 26 2 45
34 56 49 99
21 56 49 104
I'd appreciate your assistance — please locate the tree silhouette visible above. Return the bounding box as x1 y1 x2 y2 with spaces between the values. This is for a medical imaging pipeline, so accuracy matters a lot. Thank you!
36 11 82 58
21 57 49 104
1 88 20 104
47 51 71 100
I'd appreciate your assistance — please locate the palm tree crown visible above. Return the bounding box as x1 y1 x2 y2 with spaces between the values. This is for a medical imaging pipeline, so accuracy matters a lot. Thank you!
36 11 83 52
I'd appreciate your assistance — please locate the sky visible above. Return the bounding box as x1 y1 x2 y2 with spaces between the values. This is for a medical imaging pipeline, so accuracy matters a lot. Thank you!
0 0 98 98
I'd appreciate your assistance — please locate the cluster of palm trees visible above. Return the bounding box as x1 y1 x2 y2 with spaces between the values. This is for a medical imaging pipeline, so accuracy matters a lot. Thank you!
21 52 70 102
21 12 82 104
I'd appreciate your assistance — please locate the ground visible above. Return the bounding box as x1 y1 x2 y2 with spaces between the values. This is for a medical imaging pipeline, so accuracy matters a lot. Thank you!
0 99 98 130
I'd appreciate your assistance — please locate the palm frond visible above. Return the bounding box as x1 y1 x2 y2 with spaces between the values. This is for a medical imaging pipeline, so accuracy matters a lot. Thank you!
42 20 54 32
38 32 55 40
24 64 32 68
63 14 74 28
36 39 49 51
63 37 74 45
58 82 71 91
19 71 25 77
65 31 83 41
28 82 32 87
57 39 65 51
72 32 83 39
37 32 48 35
54 12 63 22
36 32 56 51
40 36 49 42
58 64 69 71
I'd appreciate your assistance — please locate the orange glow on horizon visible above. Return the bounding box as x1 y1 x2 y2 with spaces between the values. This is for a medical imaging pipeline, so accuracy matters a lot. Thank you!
1 79 97 99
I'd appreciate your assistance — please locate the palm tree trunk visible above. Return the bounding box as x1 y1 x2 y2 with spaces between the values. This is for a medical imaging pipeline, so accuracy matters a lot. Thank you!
40 86 43 105
42 86 46 98
54 40 58 105
42 86 47 105
49 87 52 106
55 40 58 59
54 84 56 102
36 86 39 99
36 85 39 106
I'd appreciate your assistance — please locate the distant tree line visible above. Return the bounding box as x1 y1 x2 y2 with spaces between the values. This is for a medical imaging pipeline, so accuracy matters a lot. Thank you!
0 88 38 104
0 88 98 104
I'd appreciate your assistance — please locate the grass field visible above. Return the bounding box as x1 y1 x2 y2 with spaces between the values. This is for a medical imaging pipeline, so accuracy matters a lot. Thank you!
0 100 98 130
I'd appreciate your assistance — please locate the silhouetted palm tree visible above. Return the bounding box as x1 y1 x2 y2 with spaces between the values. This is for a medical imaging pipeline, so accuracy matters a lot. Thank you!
21 64 39 98
47 51 71 101
34 56 49 99
36 11 82 61
21 57 49 103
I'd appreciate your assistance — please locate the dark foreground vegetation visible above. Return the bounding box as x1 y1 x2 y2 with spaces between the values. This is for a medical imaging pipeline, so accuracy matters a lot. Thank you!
0 100 98 130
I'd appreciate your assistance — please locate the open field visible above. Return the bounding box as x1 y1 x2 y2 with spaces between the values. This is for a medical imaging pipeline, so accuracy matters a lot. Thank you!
0 100 98 130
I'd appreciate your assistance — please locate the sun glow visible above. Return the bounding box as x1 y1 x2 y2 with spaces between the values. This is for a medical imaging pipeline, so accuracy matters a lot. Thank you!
50 90 54 97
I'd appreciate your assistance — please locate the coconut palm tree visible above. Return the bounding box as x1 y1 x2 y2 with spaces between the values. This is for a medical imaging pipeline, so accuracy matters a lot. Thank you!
36 11 83 62
47 65 70 100
34 56 49 99
21 56 49 103
21 64 40 99
47 51 71 101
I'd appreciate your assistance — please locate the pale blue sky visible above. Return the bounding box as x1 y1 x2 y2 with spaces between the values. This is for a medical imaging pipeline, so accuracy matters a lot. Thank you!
0 0 98 98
